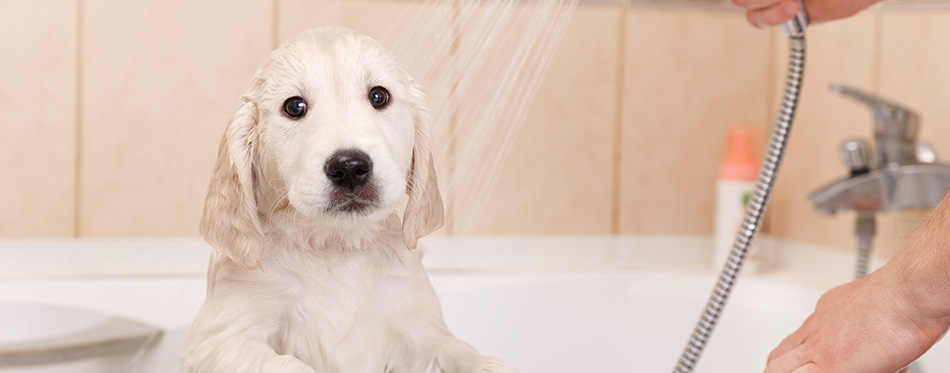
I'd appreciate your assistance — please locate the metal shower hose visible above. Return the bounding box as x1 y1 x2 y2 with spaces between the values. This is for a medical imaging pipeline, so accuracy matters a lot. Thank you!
673 35 806 373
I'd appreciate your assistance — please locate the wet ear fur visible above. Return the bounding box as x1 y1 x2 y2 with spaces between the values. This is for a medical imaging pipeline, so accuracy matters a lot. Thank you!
199 99 265 270
403 82 445 249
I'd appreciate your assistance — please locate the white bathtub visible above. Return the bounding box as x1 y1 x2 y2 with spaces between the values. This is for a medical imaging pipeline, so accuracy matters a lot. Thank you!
1 236 947 372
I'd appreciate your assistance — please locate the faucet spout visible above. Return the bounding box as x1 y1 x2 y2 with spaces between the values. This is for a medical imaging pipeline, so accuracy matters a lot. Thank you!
808 164 950 214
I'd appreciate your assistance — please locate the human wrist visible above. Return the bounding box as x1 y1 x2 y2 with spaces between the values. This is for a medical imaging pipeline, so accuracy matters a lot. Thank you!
884 212 950 324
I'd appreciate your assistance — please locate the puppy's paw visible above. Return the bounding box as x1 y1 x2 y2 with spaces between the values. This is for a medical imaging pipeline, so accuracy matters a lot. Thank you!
261 355 315 373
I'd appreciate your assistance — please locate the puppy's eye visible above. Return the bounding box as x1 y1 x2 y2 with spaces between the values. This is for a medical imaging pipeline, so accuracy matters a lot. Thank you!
368 86 390 109
283 96 307 119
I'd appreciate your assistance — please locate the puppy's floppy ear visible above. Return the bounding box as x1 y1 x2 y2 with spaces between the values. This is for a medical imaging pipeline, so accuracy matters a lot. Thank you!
403 82 445 249
199 99 265 270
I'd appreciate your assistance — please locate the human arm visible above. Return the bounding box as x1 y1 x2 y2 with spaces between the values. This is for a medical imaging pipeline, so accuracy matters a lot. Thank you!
764 192 950 372
731 0 881 28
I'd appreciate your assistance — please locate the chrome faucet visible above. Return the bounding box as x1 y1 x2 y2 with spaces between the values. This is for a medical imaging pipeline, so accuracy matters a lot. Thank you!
808 84 950 278
831 84 920 167
809 84 950 215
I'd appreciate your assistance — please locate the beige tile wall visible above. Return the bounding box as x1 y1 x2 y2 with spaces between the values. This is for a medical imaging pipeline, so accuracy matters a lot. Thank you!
471 4 619 234
278 0 412 43
78 0 273 236
620 8 771 234
4 1 949 247
0 0 78 238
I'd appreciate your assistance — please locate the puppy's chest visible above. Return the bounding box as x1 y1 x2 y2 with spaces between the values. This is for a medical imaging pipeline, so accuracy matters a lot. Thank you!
281 269 396 335
268 255 439 369
280 287 395 366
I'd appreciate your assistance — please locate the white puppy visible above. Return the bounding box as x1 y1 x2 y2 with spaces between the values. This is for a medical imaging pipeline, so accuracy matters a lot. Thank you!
180 27 516 373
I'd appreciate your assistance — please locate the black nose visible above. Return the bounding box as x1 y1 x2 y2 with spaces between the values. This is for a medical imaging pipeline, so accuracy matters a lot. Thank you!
325 150 373 190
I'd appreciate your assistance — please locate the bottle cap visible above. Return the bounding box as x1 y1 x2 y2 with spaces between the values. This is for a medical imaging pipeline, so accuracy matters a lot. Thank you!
720 126 760 181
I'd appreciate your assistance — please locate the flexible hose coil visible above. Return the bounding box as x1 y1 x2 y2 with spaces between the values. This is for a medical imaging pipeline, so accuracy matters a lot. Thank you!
673 35 806 373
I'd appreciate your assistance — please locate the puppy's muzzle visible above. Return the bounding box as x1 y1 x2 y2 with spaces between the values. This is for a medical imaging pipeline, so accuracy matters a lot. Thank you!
325 149 373 190
324 149 379 214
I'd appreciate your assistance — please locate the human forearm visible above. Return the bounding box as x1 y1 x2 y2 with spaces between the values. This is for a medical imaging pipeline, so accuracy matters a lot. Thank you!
765 192 950 372
880 191 950 326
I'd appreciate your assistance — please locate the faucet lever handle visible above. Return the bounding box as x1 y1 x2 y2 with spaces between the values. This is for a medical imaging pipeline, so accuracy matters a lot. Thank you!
830 84 920 142
840 138 872 175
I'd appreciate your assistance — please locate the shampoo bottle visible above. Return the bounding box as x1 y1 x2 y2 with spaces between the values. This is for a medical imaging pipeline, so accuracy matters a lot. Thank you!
713 127 767 273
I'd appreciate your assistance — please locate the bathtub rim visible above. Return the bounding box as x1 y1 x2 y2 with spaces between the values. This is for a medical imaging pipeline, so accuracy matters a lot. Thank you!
0 235 882 288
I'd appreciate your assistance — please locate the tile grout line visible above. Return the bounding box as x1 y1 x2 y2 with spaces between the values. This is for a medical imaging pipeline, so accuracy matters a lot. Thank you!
610 0 628 234
871 9 882 94
74 0 84 238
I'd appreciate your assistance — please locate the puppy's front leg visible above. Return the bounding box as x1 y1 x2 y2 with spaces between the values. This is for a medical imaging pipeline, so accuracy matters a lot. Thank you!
436 339 518 373
180 339 314 373
259 354 316 373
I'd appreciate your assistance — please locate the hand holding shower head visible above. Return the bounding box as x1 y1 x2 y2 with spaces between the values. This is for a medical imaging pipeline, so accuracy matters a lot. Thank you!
674 2 808 372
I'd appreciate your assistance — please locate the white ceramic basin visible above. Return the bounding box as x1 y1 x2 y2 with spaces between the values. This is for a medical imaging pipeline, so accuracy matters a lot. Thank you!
0 303 161 368
0 304 111 344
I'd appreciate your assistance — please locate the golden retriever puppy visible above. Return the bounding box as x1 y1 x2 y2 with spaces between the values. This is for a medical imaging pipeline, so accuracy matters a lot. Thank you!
180 27 516 373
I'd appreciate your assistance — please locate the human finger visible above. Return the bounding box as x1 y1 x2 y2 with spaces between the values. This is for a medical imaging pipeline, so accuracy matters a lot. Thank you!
789 363 820 373
745 0 800 28
768 327 807 362
731 0 784 10
764 346 811 373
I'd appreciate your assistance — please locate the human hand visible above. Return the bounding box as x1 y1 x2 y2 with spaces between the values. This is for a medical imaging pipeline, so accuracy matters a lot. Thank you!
731 0 881 28
764 256 950 372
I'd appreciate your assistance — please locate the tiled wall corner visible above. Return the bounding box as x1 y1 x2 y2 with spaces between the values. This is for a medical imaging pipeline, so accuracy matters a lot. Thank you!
79 0 274 236
0 0 78 237
470 4 620 235
619 8 771 235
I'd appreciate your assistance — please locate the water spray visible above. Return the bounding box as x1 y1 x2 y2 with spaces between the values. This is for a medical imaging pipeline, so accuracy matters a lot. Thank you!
673 2 808 372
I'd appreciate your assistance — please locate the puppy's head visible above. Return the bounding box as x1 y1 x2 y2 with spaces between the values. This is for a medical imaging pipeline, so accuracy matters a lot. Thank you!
200 27 443 270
